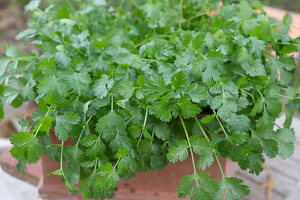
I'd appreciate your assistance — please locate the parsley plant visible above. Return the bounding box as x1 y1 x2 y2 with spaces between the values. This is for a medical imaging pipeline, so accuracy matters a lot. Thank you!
1 0 299 199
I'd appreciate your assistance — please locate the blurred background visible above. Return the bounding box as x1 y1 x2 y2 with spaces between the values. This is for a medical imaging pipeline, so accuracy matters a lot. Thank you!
0 0 299 200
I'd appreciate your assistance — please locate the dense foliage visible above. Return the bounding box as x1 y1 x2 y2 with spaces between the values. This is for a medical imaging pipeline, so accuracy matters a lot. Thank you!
1 0 299 199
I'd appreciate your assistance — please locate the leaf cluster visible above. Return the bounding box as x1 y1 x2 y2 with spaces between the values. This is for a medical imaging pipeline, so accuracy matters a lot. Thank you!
1 0 299 199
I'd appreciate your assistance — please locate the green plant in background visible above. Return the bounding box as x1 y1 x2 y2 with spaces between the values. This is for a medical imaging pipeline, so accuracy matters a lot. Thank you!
0 0 300 199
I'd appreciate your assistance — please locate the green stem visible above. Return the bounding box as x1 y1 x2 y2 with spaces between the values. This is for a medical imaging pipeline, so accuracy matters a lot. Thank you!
114 157 121 169
276 42 300 47
60 141 64 171
125 108 142 125
134 35 170 48
111 94 114 111
65 0 76 13
119 0 125 9
130 0 139 9
179 0 183 30
76 116 93 146
256 87 267 110
19 56 39 60
34 106 52 136
195 118 225 178
213 150 225 178
273 93 300 100
93 159 99 172
187 12 206 22
137 107 148 146
179 116 197 175
212 110 230 139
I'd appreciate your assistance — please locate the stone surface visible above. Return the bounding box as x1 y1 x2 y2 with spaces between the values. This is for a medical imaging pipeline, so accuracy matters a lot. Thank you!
263 6 300 39
0 148 42 186
0 167 41 200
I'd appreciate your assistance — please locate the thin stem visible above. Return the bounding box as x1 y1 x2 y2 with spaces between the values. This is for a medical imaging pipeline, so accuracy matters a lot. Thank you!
111 94 114 111
34 106 52 136
179 0 183 30
19 56 39 60
276 42 300 47
195 118 210 141
212 110 230 139
256 86 267 110
65 0 76 13
119 0 125 10
76 116 93 146
114 157 121 169
199 52 207 60
241 88 255 102
275 123 281 129
256 87 265 100
179 116 197 175
134 35 170 48
130 0 139 9
187 12 206 22
195 118 225 178
273 93 300 100
93 159 99 172
213 150 225 178
137 107 149 146
60 141 64 170
126 108 142 125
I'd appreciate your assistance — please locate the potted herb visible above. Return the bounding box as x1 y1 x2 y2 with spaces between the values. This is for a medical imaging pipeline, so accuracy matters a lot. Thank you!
1 0 299 199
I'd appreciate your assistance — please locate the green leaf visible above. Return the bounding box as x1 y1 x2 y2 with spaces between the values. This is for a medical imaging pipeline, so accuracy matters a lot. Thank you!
4 45 21 58
266 55 295 85
186 83 208 103
0 58 11 76
250 97 263 116
81 134 106 158
171 71 187 93
154 122 171 140
38 75 70 97
265 97 281 116
192 187 213 200
3 87 20 105
10 132 43 163
96 162 120 190
64 159 80 186
116 147 129 158
215 177 250 200
178 96 202 119
177 175 195 198
96 110 126 141
16 161 27 174
25 0 41 11
55 112 81 141
167 140 189 163
275 128 295 159
110 134 132 153
67 72 91 95
93 75 114 100
239 49 266 76
200 114 216 125
191 138 214 170
33 116 55 133
239 0 252 20
47 169 62 177
55 52 70 69
283 13 292 26
79 171 102 199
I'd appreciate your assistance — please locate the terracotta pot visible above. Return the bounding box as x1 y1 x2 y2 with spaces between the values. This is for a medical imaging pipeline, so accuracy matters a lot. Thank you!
0 102 236 200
